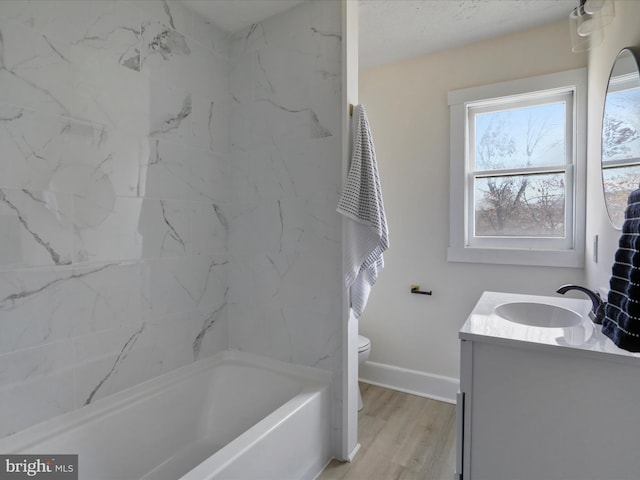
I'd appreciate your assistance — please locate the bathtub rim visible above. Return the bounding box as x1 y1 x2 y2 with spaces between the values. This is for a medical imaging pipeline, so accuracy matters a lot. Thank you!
0 349 332 453
178 379 330 480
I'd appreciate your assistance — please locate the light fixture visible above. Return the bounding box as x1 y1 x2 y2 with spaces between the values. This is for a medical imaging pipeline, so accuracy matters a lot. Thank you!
584 0 615 26
569 0 614 53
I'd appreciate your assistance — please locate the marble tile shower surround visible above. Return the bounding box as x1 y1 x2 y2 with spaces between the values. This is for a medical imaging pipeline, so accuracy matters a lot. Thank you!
0 0 344 444
226 0 343 449
228 0 342 366
0 0 232 438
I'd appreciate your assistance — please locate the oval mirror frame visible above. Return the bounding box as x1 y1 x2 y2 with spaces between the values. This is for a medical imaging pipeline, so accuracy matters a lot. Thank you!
602 47 640 229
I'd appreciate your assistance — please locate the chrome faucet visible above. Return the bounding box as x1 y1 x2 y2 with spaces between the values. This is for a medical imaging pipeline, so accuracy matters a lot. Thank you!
556 284 605 324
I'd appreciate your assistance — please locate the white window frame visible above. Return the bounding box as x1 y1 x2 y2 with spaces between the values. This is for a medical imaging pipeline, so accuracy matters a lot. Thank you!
447 69 587 268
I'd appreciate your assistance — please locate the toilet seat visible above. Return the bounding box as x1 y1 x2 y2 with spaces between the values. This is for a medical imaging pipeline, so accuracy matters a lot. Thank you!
357 335 371 411
358 335 370 353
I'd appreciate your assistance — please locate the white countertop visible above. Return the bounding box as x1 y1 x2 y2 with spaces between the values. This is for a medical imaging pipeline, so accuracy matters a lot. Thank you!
460 291 640 364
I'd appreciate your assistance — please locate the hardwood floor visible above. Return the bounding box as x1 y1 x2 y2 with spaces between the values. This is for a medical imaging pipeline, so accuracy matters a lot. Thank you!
318 383 457 480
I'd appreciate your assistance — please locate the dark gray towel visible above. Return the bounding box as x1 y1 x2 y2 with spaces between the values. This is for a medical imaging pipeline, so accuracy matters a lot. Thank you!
602 187 640 351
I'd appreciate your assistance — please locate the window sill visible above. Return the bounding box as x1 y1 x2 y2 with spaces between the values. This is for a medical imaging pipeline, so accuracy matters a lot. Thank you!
447 246 584 268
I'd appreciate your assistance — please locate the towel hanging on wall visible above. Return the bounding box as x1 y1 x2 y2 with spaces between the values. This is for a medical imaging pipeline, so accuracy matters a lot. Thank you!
337 104 389 319
602 186 640 351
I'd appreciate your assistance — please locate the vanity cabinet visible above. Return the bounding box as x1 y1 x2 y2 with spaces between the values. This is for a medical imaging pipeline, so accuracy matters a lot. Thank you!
456 292 640 480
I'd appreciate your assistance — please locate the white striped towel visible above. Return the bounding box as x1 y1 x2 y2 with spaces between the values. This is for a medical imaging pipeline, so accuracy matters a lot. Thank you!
337 104 389 319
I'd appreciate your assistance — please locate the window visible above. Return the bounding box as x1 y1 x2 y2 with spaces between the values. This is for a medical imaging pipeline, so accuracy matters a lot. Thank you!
448 69 586 267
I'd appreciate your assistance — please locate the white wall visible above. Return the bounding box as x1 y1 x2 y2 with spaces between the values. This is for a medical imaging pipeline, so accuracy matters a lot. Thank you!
585 1 640 291
341 0 361 461
359 20 588 397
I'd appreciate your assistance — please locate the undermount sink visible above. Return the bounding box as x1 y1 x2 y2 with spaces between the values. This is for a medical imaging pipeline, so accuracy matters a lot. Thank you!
494 302 583 328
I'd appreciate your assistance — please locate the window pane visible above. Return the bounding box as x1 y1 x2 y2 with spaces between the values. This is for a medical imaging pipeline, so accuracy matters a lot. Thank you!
474 102 566 171
474 172 566 237
603 165 640 227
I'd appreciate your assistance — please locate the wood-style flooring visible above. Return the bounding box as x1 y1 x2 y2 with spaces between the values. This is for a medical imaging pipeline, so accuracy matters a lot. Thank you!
318 383 456 480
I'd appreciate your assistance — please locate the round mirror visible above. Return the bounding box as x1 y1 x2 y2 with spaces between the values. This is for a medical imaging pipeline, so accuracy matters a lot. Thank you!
602 47 640 229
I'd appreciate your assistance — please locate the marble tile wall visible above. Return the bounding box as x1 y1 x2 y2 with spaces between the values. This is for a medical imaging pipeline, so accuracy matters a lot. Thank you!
0 0 231 438
0 0 345 443
227 0 343 400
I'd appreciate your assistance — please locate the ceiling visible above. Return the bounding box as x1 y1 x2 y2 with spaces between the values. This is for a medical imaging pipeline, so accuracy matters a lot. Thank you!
182 0 578 69
359 0 577 69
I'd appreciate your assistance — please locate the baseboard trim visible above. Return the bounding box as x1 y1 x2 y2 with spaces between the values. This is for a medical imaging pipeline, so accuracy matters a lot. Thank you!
359 361 459 404
346 442 361 462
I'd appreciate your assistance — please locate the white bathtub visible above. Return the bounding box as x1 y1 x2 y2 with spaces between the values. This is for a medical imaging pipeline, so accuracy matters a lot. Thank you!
0 350 332 480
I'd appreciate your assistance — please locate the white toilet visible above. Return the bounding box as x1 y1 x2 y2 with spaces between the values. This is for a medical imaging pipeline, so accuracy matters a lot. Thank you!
357 335 371 411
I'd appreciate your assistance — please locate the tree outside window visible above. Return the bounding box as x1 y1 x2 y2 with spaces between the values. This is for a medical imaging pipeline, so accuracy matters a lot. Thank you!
471 101 567 239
